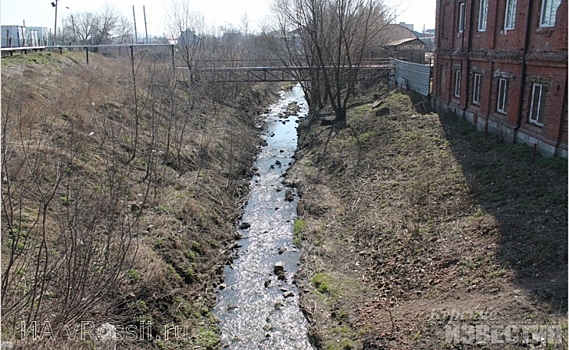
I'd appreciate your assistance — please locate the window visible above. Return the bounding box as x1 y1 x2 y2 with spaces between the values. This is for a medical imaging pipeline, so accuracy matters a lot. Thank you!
497 78 509 114
458 3 466 33
472 74 482 105
529 84 548 126
540 0 561 27
478 0 488 31
454 70 462 98
505 0 517 30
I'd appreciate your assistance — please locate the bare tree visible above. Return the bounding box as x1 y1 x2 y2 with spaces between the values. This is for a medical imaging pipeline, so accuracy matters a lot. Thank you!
65 11 98 44
112 14 134 44
165 1 208 82
268 0 389 126
60 5 132 45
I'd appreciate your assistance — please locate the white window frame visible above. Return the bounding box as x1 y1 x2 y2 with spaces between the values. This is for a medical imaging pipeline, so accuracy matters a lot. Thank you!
454 70 462 98
505 0 517 30
458 3 466 33
540 0 561 27
497 78 508 114
478 0 488 31
529 83 547 126
472 73 482 105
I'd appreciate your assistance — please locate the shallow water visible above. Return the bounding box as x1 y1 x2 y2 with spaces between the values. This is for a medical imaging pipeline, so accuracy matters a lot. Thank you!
213 84 314 350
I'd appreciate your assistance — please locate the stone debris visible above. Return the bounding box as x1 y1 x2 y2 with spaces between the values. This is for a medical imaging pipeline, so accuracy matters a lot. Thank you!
283 291 294 298
273 261 285 274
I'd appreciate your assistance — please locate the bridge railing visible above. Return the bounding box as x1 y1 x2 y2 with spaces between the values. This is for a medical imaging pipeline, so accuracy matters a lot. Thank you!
190 58 393 69
186 60 394 82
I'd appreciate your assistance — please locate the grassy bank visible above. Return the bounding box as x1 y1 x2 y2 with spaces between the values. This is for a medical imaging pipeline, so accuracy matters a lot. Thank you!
1 51 279 349
288 85 567 349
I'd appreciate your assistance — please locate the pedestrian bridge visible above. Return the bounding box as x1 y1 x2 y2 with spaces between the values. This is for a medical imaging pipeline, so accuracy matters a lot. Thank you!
1 43 393 83
182 59 393 82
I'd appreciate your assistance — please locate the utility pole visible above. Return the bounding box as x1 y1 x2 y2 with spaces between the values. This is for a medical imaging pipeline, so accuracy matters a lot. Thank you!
71 15 76 43
143 5 148 44
66 7 76 44
132 5 138 44
51 0 58 45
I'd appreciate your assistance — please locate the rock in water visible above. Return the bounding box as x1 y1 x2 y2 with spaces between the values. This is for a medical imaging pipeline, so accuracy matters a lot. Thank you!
285 189 294 202
273 261 285 274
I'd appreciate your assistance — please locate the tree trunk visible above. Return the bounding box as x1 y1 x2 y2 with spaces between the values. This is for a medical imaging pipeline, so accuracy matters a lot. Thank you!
334 107 347 128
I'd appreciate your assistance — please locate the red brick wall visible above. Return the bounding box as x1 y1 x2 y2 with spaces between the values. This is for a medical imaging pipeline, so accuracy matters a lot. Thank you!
560 91 568 147
494 0 530 50
519 64 568 144
528 0 568 52
433 0 568 156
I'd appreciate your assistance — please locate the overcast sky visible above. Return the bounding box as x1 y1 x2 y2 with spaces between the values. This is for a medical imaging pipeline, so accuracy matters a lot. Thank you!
1 0 435 37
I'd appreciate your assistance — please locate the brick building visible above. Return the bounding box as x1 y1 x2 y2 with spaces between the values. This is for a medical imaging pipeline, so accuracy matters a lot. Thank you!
433 0 567 157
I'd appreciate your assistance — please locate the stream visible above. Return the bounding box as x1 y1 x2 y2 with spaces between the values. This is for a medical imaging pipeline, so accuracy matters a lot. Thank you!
213 84 314 349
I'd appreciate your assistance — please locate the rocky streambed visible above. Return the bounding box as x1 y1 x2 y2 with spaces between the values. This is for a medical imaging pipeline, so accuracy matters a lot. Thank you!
213 85 314 350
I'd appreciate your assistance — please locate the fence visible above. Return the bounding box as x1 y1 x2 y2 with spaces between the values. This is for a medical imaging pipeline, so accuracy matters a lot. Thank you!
393 59 432 97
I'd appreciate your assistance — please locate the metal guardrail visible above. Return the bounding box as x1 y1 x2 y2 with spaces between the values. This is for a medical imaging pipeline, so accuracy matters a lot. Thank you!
1 43 174 53
1 45 47 52
1 43 176 63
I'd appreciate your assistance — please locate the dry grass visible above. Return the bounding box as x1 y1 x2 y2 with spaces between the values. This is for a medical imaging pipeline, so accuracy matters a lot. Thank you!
290 86 568 349
1 51 278 349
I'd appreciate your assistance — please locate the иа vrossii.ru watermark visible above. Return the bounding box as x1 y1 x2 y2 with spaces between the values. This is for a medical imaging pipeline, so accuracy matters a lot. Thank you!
429 309 566 346
15 320 191 342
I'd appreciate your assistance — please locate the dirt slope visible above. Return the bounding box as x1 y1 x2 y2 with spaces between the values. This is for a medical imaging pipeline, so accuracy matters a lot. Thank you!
288 86 568 349
1 51 278 349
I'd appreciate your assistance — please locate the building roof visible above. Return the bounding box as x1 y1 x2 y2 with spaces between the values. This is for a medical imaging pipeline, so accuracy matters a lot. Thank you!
384 24 418 41
384 37 425 47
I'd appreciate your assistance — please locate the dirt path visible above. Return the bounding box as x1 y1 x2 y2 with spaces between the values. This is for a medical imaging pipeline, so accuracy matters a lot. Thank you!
287 87 567 349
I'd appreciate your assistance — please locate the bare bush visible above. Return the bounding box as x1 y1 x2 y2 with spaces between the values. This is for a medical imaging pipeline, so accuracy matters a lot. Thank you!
1 59 148 340
2 27 273 346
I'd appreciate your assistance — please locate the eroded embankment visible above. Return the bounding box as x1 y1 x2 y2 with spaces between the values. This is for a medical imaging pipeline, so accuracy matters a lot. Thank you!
287 87 567 349
1 51 280 349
